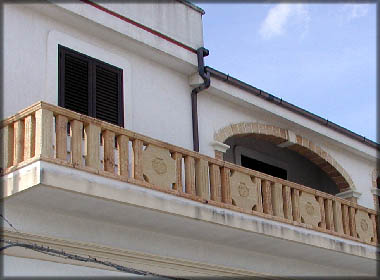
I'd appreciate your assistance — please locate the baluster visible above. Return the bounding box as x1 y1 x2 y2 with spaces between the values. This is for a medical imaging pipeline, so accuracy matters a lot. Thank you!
333 200 344 234
262 180 273 215
103 130 115 173
132 139 143 181
184 156 195 195
349 206 357 237
0 125 13 170
283 185 292 220
291 189 301 222
325 199 334 231
317 197 326 229
172 152 182 191
55 115 68 160
13 120 24 165
254 177 263 212
84 123 100 170
370 214 377 244
35 109 53 158
209 164 221 202
221 167 231 204
195 158 209 199
271 182 284 218
342 204 350 235
24 115 35 160
117 135 129 179
70 120 83 166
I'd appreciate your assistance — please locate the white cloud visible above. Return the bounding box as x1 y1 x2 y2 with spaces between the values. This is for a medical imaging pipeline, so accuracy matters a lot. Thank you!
342 4 369 21
259 4 310 40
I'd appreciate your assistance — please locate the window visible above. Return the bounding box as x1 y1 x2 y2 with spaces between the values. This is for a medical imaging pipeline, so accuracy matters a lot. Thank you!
241 155 287 179
58 45 124 126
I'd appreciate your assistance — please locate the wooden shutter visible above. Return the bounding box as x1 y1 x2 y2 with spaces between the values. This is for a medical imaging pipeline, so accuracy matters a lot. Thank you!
59 48 91 116
59 45 124 127
94 63 123 126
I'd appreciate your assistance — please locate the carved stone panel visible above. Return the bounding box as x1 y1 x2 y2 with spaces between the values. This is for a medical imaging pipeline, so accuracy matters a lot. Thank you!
142 145 176 190
355 210 374 243
299 192 321 227
230 171 257 210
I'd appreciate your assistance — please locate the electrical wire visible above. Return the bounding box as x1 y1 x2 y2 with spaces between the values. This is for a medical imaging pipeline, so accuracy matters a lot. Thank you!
0 214 19 232
0 213 190 279
0 239 190 279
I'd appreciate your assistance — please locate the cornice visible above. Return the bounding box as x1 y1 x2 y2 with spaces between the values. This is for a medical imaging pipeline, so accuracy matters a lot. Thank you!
2 229 272 278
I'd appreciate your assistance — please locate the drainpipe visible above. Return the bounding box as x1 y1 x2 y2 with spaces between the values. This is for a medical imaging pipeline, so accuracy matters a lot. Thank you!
191 47 210 152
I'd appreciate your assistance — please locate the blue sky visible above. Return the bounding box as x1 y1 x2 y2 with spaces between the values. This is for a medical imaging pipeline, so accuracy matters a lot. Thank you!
194 3 377 142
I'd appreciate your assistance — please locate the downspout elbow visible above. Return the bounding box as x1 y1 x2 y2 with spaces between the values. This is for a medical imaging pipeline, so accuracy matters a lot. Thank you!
191 47 210 152
191 47 211 96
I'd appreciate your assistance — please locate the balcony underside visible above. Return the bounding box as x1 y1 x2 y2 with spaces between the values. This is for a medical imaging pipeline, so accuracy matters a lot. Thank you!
1 159 377 276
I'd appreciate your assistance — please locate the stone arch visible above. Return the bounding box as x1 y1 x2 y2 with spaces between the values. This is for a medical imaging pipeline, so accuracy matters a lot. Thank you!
213 122 355 191
371 168 380 189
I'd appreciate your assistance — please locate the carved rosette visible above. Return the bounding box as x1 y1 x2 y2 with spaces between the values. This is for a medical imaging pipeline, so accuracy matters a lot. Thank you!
355 210 374 243
142 145 176 190
230 171 257 210
299 192 321 227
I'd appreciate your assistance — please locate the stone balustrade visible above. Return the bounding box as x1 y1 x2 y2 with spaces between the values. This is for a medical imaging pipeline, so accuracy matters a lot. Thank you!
1 102 378 245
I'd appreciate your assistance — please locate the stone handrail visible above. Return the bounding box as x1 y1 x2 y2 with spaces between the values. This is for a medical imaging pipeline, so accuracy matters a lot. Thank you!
1 102 378 245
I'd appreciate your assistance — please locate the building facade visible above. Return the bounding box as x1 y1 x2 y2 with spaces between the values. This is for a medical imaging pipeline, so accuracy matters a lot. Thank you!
1 0 379 278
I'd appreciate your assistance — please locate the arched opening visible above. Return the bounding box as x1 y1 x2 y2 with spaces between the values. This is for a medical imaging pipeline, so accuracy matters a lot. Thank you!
213 122 356 195
224 134 339 195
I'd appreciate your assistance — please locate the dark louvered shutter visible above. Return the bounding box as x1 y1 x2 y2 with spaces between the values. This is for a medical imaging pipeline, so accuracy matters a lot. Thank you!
94 64 122 125
59 45 123 127
59 50 90 116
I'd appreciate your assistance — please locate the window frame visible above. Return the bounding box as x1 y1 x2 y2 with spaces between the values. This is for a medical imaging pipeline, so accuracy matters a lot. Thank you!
58 45 124 127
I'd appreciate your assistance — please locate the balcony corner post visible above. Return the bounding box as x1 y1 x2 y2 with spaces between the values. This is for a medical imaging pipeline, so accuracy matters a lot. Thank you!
210 141 230 160
35 108 54 159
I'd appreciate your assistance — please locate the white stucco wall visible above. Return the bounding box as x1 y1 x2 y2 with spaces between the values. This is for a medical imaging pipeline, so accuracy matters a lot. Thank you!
97 0 204 49
3 3 197 150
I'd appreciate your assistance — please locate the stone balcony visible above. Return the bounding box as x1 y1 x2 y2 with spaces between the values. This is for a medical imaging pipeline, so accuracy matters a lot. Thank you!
1 102 378 276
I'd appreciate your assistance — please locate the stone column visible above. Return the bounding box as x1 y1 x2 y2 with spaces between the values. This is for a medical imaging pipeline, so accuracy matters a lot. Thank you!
210 141 230 160
336 190 361 204
371 188 380 210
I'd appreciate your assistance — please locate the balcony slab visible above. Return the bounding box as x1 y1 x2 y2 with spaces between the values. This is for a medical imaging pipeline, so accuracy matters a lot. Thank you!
1 160 378 276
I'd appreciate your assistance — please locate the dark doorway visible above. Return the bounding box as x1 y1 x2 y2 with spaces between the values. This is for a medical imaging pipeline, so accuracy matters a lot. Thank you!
241 155 287 180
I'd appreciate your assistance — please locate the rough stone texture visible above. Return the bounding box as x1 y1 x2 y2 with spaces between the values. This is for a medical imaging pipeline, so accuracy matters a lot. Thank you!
84 123 100 170
371 169 379 211
142 144 176 190
213 122 355 192
35 109 54 159
355 210 374 243
299 192 321 227
117 135 129 179
55 115 67 161
0 126 12 169
70 120 83 167
333 201 344 234
271 183 284 218
214 151 223 160
230 171 257 211
195 159 209 200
